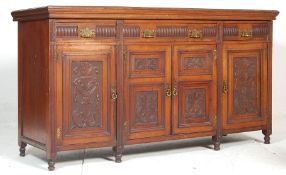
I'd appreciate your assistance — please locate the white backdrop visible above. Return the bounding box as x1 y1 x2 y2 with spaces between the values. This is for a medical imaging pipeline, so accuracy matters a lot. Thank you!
0 0 285 123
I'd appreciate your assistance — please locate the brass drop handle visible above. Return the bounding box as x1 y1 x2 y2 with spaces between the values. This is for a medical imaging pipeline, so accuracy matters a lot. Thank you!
240 30 252 38
142 29 156 38
172 86 178 96
189 29 203 38
111 87 118 101
165 84 172 97
79 28 96 38
222 81 228 94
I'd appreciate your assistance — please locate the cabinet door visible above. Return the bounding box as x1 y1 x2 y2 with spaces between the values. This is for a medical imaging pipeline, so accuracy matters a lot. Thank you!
56 44 116 146
125 45 171 140
172 45 217 134
222 43 268 130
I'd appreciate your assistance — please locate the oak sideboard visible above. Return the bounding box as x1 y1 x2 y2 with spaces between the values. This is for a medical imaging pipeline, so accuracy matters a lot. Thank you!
11 6 279 170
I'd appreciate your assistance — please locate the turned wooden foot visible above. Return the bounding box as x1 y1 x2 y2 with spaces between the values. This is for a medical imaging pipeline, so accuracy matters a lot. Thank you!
262 130 271 144
48 160 55 171
212 135 221 151
113 146 123 163
19 142 27 157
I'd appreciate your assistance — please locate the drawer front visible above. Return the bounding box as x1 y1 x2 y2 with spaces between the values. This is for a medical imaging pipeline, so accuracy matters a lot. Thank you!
223 22 270 41
54 21 116 40
123 21 217 41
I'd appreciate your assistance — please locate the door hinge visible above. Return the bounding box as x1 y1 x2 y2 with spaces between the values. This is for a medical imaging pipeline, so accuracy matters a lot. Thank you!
123 121 128 136
56 127 62 139
111 87 118 101
222 80 228 94
213 49 217 60
213 115 217 125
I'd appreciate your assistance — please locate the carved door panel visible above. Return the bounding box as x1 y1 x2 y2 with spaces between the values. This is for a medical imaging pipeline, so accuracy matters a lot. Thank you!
172 45 217 134
125 45 171 140
56 44 116 146
222 43 268 130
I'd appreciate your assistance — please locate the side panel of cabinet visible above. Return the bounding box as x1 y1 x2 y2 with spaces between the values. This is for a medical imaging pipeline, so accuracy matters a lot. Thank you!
56 44 116 146
222 43 268 130
124 45 171 140
172 45 217 134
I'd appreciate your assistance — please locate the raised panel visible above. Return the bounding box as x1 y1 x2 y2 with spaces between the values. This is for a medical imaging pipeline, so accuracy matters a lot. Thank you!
173 82 214 134
178 51 213 75
71 61 103 129
127 84 170 140
174 45 215 78
129 51 165 78
134 91 158 125
227 51 262 123
222 43 268 130
56 45 116 146
233 57 259 116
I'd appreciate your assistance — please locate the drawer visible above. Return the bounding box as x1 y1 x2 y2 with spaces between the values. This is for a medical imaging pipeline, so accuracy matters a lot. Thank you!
223 23 270 41
123 21 217 41
54 21 116 40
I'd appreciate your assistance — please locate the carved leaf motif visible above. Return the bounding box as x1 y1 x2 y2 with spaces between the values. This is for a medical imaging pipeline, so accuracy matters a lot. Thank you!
233 57 258 115
135 91 158 124
135 58 160 70
184 57 207 69
71 61 103 128
185 89 206 118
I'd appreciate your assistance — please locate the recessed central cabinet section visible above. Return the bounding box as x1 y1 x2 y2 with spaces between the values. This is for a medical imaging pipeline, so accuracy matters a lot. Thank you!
124 45 172 141
172 45 217 135
124 44 217 143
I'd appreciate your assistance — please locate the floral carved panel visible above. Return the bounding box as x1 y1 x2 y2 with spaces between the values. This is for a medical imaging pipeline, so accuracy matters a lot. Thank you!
135 91 158 124
134 58 160 71
233 57 258 115
184 88 206 119
71 61 103 128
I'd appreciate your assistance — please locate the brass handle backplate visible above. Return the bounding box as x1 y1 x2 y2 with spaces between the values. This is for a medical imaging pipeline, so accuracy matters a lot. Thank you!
240 29 253 38
222 81 228 94
111 87 118 101
142 29 156 38
165 84 172 97
79 28 96 38
172 86 178 96
189 29 203 38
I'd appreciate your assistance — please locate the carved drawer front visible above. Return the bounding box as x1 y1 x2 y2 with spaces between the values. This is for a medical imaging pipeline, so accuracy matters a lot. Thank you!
223 23 270 41
55 21 116 40
56 45 116 146
127 83 171 140
126 45 171 79
175 45 216 76
128 51 165 78
123 21 217 40
222 43 268 130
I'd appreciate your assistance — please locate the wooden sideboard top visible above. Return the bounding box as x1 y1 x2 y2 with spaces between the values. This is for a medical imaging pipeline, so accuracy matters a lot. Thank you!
11 6 279 21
